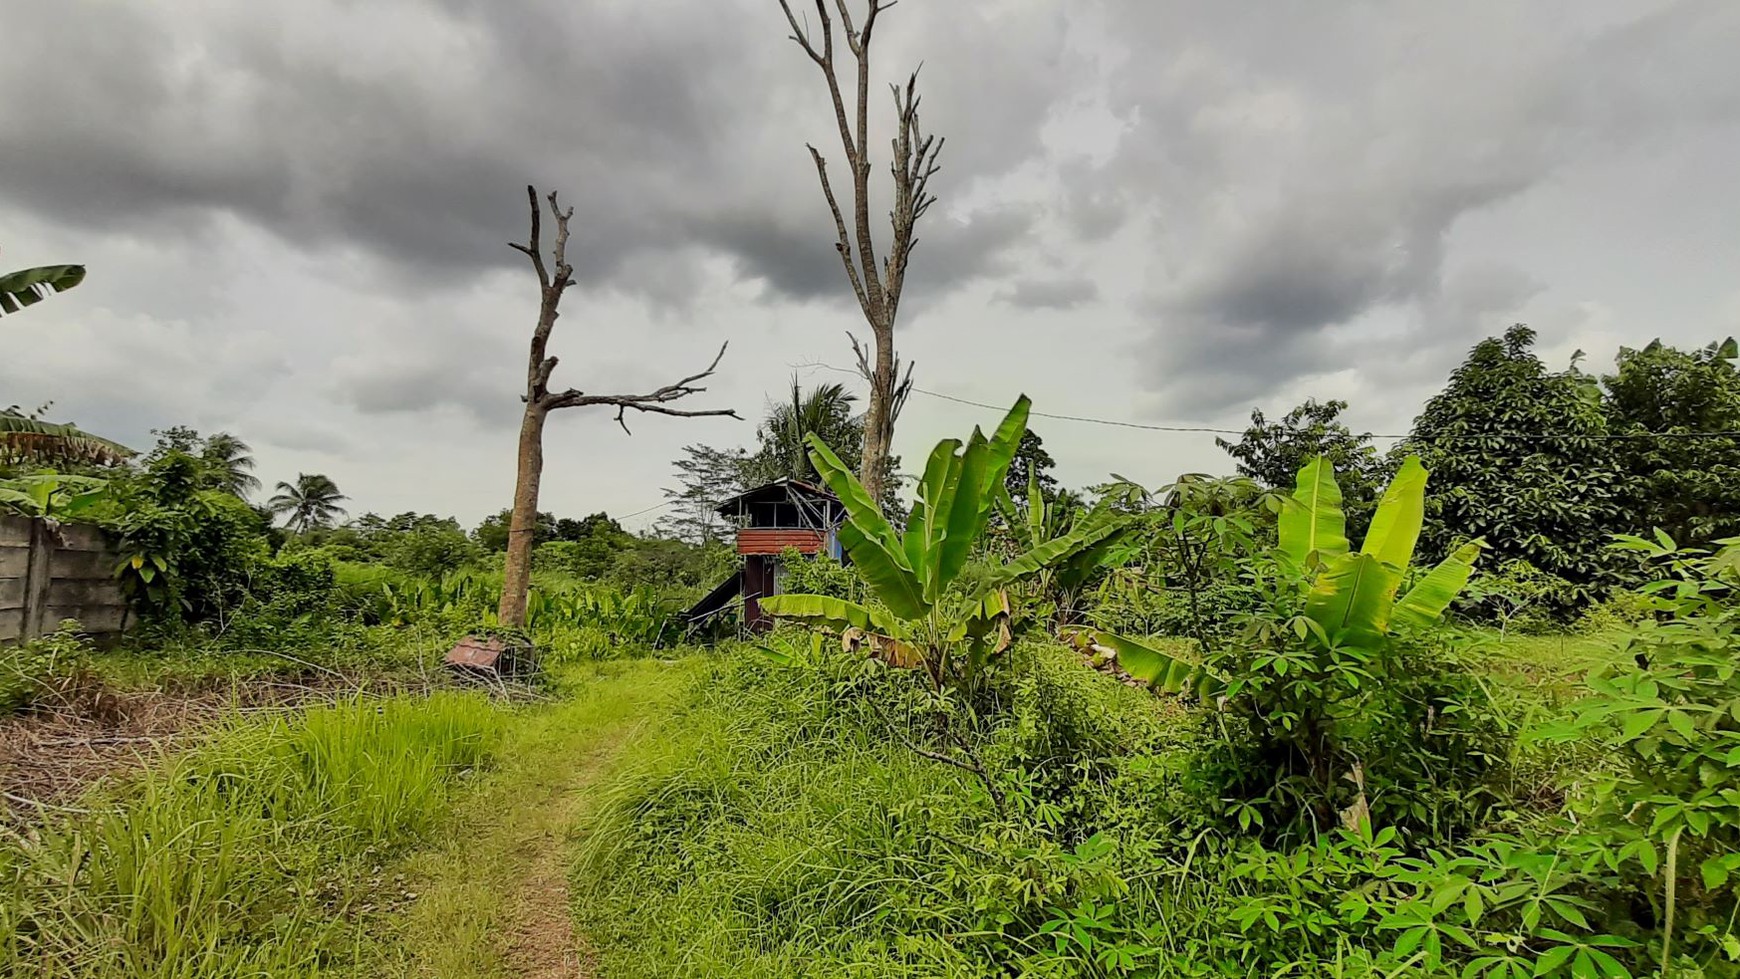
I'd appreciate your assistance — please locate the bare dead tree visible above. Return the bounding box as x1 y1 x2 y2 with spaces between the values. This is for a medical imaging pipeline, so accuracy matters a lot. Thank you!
498 185 739 628
776 0 940 502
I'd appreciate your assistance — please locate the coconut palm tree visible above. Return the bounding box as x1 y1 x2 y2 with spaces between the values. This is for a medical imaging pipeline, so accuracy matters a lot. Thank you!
268 473 348 532
746 379 863 485
201 432 260 498
0 264 84 318
0 406 133 468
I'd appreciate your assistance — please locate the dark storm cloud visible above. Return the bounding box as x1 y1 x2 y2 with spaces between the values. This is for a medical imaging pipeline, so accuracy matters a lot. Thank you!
0 0 1074 307
1093 0 1740 413
996 277 1099 311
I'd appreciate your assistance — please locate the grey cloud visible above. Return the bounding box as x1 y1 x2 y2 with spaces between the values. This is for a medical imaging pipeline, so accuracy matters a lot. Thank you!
1090 0 1740 412
996 277 1099 311
0 0 1072 308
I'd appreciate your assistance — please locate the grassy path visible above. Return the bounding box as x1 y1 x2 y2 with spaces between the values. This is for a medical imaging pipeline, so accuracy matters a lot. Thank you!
360 660 695 978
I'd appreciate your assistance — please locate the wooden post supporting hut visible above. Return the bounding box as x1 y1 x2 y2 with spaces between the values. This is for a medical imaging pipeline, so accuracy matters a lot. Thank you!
683 478 846 633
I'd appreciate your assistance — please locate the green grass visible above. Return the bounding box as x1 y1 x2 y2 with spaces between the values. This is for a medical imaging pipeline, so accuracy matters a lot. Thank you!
1 689 504 977
567 642 1204 978
357 659 698 978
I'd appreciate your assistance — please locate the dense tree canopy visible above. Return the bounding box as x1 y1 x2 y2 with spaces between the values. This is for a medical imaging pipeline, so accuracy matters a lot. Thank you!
1005 429 1059 501
1217 398 1381 532
1602 337 1740 544
1403 324 1624 613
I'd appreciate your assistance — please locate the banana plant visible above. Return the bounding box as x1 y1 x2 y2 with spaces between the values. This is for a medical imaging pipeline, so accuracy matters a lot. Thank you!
994 467 1138 625
761 396 1126 690
1085 455 1484 695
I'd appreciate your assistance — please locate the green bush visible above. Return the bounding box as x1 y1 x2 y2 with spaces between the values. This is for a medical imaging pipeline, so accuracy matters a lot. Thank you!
775 546 858 600
0 624 93 715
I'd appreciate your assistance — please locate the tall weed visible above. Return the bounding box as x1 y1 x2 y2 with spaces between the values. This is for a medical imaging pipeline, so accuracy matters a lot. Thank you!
0 691 502 978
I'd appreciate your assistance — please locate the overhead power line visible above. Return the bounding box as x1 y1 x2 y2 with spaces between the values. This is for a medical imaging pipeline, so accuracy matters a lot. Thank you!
802 362 1740 443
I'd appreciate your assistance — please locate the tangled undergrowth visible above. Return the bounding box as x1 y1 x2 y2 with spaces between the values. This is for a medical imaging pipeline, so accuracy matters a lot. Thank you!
574 622 1738 978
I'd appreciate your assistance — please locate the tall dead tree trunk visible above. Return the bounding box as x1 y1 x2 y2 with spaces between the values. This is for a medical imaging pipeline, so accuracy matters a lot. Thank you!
498 185 738 629
776 0 939 502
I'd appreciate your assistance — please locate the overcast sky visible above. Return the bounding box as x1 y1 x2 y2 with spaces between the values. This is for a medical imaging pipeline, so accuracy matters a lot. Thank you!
5 0 1738 530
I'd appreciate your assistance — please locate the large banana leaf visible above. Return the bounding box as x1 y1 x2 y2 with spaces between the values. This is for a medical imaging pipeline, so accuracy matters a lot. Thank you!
906 438 960 587
1025 466 1047 544
1303 552 1398 647
1085 630 1223 697
0 265 85 317
1054 522 1137 592
806 435 907 557
1279 456 1349 567
935 430 990 593
952 396 1031 578
758 594 899 635
985 396 1032 487
1392 541 1484 630
1361 455 1426 572
836 518 929 619
805 435 928 618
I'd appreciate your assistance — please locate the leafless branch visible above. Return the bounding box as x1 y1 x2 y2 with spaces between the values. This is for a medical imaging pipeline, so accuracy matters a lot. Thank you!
542 342 743 432
809 145 870 312
508 185 548 290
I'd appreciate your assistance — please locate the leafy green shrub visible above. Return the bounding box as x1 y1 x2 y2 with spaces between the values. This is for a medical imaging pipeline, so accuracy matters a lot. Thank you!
1543 533 1740 966
775 546 858 600
0 623 93 714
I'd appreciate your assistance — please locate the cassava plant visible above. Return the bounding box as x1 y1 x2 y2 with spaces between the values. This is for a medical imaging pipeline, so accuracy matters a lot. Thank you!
760 395 1124 693
1088 455 1494 833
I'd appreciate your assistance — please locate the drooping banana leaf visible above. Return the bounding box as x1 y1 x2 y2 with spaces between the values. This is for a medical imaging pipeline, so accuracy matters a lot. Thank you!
1278 456 1349 567
0 413 134 466
0 265 85 317
1392 541 1485 631
757 594 899 635
1303 552 1398 647
805 434 907 557
1361 455 1426 572
1053 522 1138 592
1085 630 1223 697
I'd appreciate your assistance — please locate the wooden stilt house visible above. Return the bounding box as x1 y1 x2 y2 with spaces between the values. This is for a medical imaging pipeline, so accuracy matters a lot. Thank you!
683 478 846 632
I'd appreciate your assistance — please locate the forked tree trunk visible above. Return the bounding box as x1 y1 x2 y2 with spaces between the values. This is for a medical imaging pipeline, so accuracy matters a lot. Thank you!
859 322 896 500
498 403 547 628
495 186 737 630
776 0 939 503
